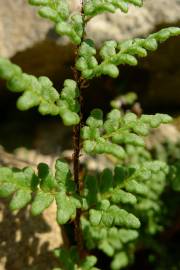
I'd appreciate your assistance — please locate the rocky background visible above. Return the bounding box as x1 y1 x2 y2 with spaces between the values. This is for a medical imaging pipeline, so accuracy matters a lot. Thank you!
0 0 180 269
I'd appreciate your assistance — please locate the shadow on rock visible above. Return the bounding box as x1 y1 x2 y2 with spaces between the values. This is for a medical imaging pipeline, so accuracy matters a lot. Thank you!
0 200 60 270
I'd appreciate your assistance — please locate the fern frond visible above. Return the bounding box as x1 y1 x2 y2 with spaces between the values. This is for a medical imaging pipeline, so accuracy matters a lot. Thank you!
81 160 168 268
0 160 81 224
0 58 80 126
82 108 172 159
76 27 180 79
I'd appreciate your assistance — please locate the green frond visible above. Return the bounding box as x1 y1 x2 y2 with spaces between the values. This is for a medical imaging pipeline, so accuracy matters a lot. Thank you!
0 160 81 224
82 108 172 159
76 27 180 79
82 216 138 258
81 160 168 264
0 58 80 126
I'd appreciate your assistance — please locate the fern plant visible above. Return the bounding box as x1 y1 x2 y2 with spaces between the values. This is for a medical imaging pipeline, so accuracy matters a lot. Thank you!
0 0 180 269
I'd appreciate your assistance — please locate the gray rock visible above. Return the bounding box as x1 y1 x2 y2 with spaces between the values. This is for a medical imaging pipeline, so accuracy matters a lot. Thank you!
0 0 50 58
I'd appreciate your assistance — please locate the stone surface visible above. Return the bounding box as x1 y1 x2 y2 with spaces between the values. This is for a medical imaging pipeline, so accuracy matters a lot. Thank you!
0 0 50 58
0 201 62 270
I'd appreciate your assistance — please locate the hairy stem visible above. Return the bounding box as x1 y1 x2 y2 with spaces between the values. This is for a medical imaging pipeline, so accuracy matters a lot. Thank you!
72 0 86 259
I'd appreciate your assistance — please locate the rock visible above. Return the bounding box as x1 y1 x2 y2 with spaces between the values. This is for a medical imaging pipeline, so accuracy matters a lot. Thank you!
0 0 50 58
0 201 62 270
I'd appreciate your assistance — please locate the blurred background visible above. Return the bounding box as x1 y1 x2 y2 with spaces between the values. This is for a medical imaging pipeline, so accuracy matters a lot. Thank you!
0 0 180 269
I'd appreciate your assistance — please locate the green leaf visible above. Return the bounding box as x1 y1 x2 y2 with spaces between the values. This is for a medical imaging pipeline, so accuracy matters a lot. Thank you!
39 7 59 22
56 192 76 224
89 209 102 226
114 208 140 229
7 74 29 92
10 190 32 211
62 111 80 126
102 211 114 227
86 109 103 128
156 113 172 123
100 41 117 59
124 112 137 124
38 163 57 192
111 252 129 270
0 58 22 80
133 123 149 136
112 133 145 147
55 159 71 189
111 189 137 204
56 21 81 45
125 179 149 195
38 102 59 116
61 79 79 100
97 199 111 211
101 64 119 78
31 191 54 215
23 167 39 190
83 140 96 153
81 126 100 140
17 91 40 110
118 229 139 243
0 183 16 198
57 1 70 20
81 256 97 270
117 53 138 66
99 240 114 256
0 167 13 182
94 140 126 159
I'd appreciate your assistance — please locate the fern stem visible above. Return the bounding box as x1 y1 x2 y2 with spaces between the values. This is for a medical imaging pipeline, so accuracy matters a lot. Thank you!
72 0 86 259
